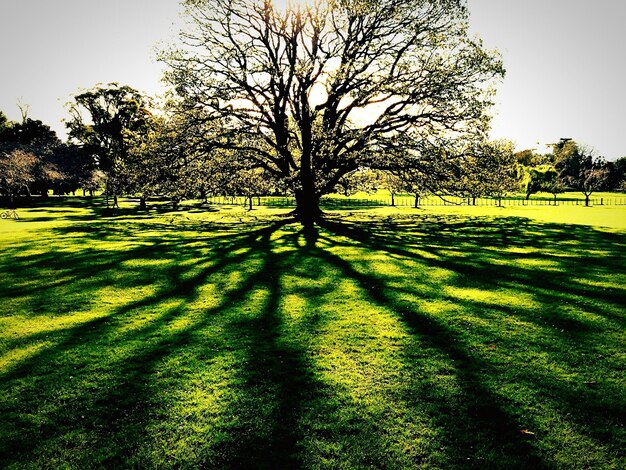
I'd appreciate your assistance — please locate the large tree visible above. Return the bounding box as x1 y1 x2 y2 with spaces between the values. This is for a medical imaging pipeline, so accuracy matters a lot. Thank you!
66 83 152 208
163 0 504 225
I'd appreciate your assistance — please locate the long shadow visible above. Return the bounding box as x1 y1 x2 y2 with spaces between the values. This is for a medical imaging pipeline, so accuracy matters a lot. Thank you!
0 218 302 465
308 222 542 466
1 211 624 467
2 215 393 468
318 215 626 465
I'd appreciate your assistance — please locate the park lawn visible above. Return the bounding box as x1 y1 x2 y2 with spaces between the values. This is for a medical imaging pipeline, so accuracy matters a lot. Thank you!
0 199 625 468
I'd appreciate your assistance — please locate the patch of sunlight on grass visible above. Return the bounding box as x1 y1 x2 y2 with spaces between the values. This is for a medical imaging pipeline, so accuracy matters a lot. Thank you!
445 286 542 311
574 274 626 290
503 246 538 254
121 258 172 268
420 205 626 230
510 258 563 270
281 294 307 321
0 341 52 373
412 248 440 260
0 312 109 343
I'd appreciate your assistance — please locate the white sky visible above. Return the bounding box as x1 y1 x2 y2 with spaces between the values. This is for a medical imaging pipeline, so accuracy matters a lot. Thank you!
1 0 624 159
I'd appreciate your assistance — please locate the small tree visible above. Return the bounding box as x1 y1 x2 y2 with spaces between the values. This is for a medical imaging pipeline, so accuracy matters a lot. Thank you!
523 166 559 201
335 169 379 197
231 168 276 210
463 140 519 206
555 142 610 206
0 149 37 207
458 140 519 206
543 170 564 205
377 172 405 207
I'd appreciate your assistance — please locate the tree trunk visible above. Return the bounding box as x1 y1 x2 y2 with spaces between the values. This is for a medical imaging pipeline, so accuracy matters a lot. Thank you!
391 192 395 207
472 196 476 206
585 194 590 207
414 193 419 208
139 196 147 211
295 189 321 227
248 195 253 211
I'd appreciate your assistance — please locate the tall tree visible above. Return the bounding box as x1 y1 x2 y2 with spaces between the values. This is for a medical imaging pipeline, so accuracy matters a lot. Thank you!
162 0 504 225
66 83 152 208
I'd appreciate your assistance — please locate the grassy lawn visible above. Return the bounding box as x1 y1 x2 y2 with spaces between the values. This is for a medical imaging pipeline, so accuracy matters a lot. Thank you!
1 199 625 468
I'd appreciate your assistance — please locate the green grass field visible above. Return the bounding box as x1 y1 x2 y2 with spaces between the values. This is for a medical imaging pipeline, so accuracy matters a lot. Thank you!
1 199 625 468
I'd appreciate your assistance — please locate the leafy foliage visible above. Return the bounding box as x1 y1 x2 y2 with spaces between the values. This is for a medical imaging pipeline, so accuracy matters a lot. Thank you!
67 83 152 206
0 149 37 204
554 140 611 206
458 140 520 204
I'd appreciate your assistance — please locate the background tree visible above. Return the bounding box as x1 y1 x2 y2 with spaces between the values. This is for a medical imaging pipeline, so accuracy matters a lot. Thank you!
0 149 37 207
459 140 519 206
231 168 277 210
0 113 65 199
523 166 559 200
554 141 610 206
377 171 404 207
335 169 379 197
49 144 100 196
0 112 9 135
603 156 626 191
163 0 504 225
543 170 564 205
67 83 152 208
0 118 61 151
126 109 239 210
514 148 546 167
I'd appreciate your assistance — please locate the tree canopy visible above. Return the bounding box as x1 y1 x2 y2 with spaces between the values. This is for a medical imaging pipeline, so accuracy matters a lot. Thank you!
162 0 504 224
66 83 152 207
553 141 610 206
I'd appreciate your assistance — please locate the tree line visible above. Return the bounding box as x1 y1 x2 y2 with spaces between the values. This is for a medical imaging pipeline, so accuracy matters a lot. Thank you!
1 1 624 216
516 139 625 206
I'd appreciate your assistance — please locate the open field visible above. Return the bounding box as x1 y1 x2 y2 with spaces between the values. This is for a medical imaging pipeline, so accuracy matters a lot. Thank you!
1 199 625 468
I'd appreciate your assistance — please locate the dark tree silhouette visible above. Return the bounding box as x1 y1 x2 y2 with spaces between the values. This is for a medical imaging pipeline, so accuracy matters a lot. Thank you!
162 0 504 225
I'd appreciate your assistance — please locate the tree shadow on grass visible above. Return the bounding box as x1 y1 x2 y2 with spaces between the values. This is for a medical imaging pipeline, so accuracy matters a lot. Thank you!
0 211 624 468
1 216 384 468
318 214 625 467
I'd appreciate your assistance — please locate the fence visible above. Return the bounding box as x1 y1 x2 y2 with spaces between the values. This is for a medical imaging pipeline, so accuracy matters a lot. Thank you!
205 195 626 209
